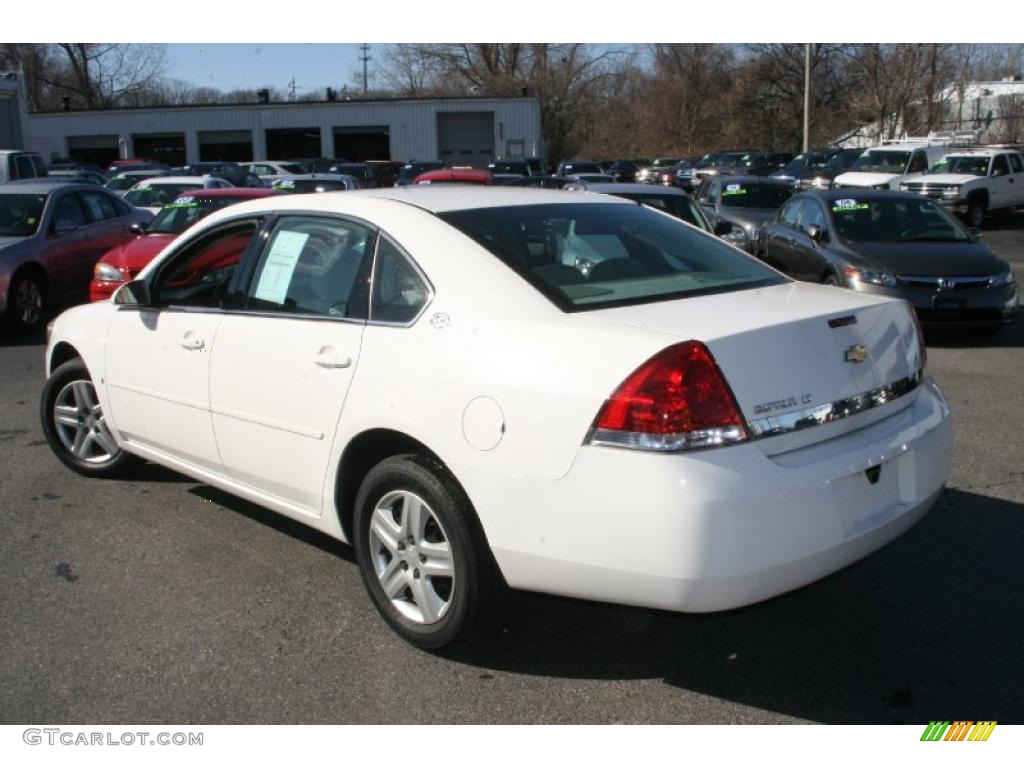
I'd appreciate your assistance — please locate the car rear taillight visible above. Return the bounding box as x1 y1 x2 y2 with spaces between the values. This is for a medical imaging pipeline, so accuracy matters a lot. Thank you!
587 341 748 452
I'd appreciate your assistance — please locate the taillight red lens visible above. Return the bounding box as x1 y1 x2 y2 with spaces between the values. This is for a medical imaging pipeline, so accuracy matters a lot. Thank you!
590 341 748 451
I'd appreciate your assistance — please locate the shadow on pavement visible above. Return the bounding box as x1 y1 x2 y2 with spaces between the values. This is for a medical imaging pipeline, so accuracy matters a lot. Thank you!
443 488 1024 724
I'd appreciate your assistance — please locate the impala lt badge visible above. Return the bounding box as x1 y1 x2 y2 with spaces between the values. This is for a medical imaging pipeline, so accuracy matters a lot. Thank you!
845 344 868 364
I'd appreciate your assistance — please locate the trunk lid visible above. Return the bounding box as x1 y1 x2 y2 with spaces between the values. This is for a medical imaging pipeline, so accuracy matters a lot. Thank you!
585 282 922 451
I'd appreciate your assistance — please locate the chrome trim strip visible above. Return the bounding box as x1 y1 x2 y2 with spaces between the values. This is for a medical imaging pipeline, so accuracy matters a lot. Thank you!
747 373 921 440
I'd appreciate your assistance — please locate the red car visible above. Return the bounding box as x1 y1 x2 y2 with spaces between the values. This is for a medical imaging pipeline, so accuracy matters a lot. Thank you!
412 168 494 185
89 187 276 301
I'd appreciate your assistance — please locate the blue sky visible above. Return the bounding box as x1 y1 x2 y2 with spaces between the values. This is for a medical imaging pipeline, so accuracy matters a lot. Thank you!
164 44 372 93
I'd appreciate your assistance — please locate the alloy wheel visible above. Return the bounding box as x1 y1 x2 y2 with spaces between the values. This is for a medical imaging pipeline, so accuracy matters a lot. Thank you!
14 278 43 326
368 489 455 624
52 380 119 463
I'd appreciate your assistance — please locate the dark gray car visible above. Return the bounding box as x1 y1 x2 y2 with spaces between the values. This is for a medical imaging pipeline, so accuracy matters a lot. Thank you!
695 175 795 253
0 182 152 330
755 190 1018 332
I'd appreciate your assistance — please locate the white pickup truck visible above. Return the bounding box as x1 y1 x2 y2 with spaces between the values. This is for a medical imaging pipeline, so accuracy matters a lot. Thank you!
832 144 951 191
899 148 1024 228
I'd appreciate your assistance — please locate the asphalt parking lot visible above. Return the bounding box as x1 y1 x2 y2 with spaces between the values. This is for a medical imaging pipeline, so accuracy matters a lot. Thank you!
1 219 1021 725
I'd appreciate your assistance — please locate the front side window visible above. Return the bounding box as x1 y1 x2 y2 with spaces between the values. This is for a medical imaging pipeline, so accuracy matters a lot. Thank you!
992 154 1010 176
371 237 430 324
15 155 34 179
439 203 785 312
798 201 827 234
247 217 374 319
154 220 260 308
907 152 928 173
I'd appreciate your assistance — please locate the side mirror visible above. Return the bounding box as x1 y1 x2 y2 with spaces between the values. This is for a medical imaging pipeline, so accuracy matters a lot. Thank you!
713 221 733 236
113 279 151 307
130 222 145 235
807 224 826 243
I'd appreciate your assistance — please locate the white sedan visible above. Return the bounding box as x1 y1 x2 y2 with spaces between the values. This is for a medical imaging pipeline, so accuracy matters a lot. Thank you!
40 187 952 649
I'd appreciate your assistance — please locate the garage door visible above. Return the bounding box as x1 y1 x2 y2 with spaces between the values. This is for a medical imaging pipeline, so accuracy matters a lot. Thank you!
67 135 120 167
437 112 494 168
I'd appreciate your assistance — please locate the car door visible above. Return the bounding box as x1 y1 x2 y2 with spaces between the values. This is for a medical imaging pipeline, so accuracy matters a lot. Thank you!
37 189 92 299
103 217 264 474
791 198 830 281
76 189 133 274
207 214 376 514
762 197 804 273
1008 153 1024 205
989 154 1014 209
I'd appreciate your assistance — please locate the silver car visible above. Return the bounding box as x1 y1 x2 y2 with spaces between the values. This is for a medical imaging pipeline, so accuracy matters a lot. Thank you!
0 182 152 331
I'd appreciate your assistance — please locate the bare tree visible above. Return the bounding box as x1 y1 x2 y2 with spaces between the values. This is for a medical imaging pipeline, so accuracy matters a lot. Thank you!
37 44 166 109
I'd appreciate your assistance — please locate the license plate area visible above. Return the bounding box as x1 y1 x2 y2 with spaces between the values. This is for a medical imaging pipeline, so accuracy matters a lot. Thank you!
934 296 967 311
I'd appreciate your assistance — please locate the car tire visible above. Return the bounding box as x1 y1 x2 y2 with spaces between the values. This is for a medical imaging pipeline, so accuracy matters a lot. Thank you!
353 454 509 651
967 198 987 229
6 270 46 331
40 359 139 478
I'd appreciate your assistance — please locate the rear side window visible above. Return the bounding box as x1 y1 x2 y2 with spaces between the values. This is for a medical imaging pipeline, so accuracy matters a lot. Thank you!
247 216 375 319
78 190 119 223
15 155 35 180
439 203 785 312
52 193 87 229
1010 154 1024 174
371 237 430 324
780 198 804 227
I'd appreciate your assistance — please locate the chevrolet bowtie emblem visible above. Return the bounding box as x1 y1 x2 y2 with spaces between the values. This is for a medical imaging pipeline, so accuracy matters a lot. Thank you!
845 344 868 364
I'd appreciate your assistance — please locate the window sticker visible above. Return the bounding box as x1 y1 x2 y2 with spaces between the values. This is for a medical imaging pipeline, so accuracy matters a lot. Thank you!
722 184 747 196
253 230 309 305
26 217 36 225
276 180 295 189
832 198 869 212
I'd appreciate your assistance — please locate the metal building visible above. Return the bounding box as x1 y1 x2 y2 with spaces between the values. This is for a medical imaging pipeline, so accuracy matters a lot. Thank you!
24 96 543 168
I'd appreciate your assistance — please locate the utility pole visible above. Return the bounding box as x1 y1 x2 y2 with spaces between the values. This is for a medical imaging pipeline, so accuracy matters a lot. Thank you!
287 77 297 101
359 44 371 94
803 43 811 153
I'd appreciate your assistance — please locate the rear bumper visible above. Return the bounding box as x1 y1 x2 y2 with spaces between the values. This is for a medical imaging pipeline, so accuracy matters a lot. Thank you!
460 379 952 613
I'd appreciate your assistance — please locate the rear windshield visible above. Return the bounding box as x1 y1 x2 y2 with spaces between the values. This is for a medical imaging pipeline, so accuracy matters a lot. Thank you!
438 203 784 311
399 162 443 181
719 183 793 208
0 194 47 236
563 162 602 174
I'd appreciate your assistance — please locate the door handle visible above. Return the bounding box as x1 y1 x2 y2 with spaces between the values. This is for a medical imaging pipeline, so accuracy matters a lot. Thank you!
180 335 205 350
313 348 352 369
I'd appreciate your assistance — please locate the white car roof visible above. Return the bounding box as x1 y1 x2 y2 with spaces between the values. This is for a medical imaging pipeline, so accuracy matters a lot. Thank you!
301 185 636 213
939 148 1015 158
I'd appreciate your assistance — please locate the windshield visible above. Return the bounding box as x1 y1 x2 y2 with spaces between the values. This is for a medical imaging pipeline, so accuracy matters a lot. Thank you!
930 156 991 176
332 165 368 180
106 175 155 191
124 183 202 207
145 195 251 234
438 203 784 311
719 182 793 208
612 193 708 231
825 150 860 171
0 194 47 236
783 153 829 172
851 151 911 174
489 162 528 175
711 153 747 167
830 196 971 242
651 158 680 168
